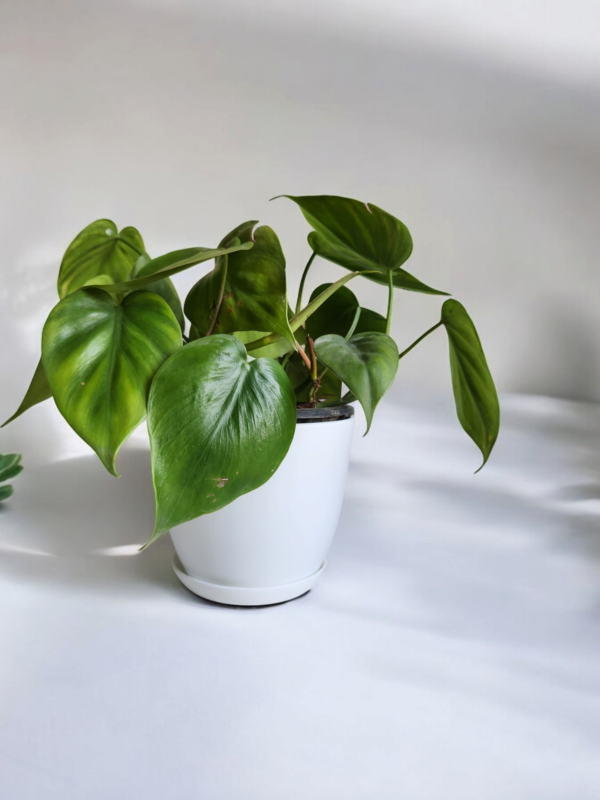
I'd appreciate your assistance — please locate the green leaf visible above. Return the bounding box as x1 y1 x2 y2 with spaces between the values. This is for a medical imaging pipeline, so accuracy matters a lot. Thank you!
2 359 52 427
0 453 23 482
86 242 254 295
353 307 387 335
306 283 387 339
146 335 296 543
277 194 447 295
57 219 144 299
0 485 13 502
42 288 182 476
130 255 185 333
314 332 399 432
184 222 294 347
441 299 499 470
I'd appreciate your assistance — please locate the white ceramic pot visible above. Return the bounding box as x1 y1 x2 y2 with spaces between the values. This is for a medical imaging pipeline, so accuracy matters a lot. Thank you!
171 405 354 606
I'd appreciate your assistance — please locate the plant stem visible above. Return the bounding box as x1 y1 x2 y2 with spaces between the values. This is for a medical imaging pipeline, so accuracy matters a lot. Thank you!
385 270 394 335
295 253 316 315
398 320 443 360
205 255 228 336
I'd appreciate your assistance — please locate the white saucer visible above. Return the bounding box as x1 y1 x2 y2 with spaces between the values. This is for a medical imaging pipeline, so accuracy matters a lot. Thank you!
172 555 327 606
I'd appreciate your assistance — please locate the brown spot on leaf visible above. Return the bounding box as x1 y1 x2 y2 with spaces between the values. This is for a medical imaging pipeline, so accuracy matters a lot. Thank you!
226 307 232 314
237 301 242 306
215 478 229 488
207 493 215 498
81 382 85 386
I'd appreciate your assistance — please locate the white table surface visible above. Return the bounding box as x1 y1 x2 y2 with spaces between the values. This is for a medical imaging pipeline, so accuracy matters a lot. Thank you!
2 391 600 800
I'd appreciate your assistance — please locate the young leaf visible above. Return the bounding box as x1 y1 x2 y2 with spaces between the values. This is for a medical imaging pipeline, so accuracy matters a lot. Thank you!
441 299 499 470
146 335 296 544
278 194 447 295
314 332 399 432
85 242 253 294
2 359 52 427
184 223 295 347
130 254 185 333
57 219 144 298
42 288 182 476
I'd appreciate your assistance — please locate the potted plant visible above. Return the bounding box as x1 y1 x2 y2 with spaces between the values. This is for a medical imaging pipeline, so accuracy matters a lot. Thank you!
3 195 499 605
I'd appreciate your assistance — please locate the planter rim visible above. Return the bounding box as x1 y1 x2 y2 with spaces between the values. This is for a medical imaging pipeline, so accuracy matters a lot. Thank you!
296 404 354 424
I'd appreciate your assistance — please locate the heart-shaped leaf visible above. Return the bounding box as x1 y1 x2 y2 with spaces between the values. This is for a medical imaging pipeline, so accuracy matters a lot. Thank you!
130 254 185 333
0 453 23 503
146 335 296 543
42 288 182 475
441 299 499 470
2 359 52 427
86 242 253 295
184 222 294 347
278 195 447 296
314 332 399 431
57 219 145 299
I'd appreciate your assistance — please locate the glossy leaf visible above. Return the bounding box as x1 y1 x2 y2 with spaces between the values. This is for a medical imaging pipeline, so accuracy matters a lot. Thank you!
2 359 52 427
57 219 144 298
146 335 296 543
185 222 294 347
42 288 182 476
314 332 399 432
0 453 23 482
278 194 447 295
86 242 253 295
441 299 499 470
130 254 185 333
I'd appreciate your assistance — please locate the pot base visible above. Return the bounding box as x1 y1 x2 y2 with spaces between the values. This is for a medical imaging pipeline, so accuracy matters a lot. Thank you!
172 555 327 606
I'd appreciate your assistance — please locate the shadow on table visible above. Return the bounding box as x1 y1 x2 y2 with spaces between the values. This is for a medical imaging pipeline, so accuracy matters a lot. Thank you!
0 446 189 600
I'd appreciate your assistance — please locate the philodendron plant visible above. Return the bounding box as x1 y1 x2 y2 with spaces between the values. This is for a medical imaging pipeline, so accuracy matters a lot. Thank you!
3 195 499 545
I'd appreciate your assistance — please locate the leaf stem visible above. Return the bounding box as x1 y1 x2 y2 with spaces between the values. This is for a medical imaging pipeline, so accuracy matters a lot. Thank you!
295 253 316 315
385 270 394 335
398 320 443 360
205 255 228 336
346 307 362 341
297 341 312 371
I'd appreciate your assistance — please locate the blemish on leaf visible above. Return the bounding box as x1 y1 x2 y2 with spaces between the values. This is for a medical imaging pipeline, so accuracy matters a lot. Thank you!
215 478 229 488
226 307 232 314
211 498 217 503
81 382 85 386
364 202 372 214
226 292 233 299
207 493 215 498
237 301 242 306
